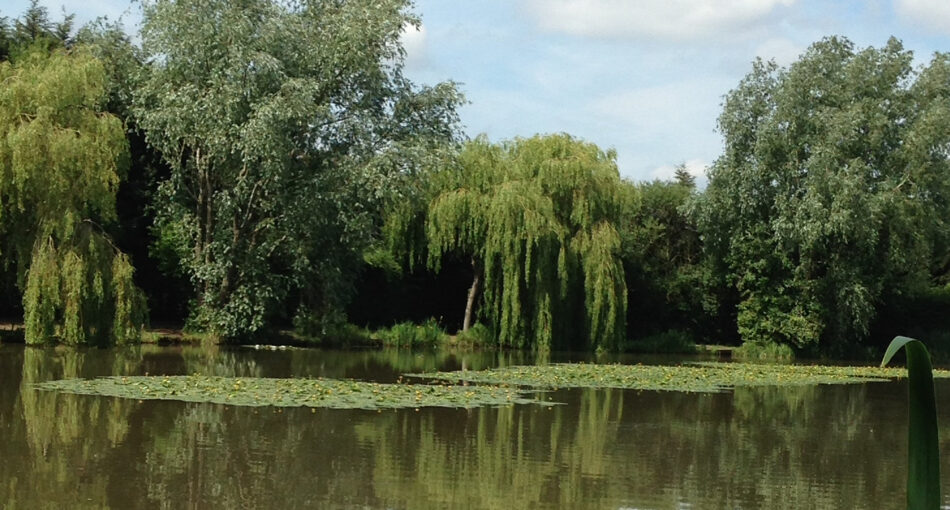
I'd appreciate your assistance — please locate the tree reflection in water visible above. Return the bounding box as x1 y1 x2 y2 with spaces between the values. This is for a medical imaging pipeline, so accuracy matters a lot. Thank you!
1 345 947 509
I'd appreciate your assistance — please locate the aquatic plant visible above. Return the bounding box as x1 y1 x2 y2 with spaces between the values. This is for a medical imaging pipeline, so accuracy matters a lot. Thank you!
413 361 950 393
453 322 494 347
378 319 447 347
624 330 697 354
880 336 940 510
34 374 545 410
734 341 795 362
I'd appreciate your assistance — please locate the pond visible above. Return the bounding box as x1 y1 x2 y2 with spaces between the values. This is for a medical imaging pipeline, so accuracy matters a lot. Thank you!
1 343 948 509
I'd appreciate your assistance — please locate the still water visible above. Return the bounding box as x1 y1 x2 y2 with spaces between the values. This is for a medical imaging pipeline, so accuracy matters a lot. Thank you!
1 343 948 509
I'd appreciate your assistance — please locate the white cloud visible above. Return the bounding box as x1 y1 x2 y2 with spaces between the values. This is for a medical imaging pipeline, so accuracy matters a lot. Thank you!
523 0 796 41
400 22 427 68
895 0 950 34
651 159 708 181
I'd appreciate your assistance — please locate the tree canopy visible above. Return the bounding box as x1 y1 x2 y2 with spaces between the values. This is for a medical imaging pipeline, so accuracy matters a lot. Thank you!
134 0 462 339
1 0 948 357
0 0 74 60
388 135 628 351
697 37 950 353
619 177 713 343
0 47 145 345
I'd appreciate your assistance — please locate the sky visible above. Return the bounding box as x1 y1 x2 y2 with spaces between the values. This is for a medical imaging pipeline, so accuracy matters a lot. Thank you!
5 0 950 182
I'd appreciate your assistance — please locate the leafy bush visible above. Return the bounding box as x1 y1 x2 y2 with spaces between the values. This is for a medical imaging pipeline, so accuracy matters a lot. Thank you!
378 319 447 347
734 341 794 363
454 323 494 347
326 323 375 346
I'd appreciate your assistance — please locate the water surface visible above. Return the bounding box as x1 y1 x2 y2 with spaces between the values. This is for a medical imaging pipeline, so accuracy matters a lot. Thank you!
0 344 946 509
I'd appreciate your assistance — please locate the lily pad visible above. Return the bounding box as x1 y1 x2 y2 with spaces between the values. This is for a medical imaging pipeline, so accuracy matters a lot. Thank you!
33 375 548 409
409 362 950 393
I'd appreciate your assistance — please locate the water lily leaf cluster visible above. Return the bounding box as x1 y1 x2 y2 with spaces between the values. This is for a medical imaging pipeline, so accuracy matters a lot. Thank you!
34 375 545 410
412 362 950 393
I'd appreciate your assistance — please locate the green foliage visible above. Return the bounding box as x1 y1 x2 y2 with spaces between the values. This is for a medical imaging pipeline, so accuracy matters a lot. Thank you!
0 1 75 60
417 360 941 392
673 163 696 188
292 302 349 342
698 37 950 352
455 322 494 347
874 285 950 360
73 19 142 118
0 17 9 62
323 323 375 346
23 233 146 346
0 48 146 345
734 341 795 363
378 319 447 348
619 178 713 341
35 374 544 410
362 246 403 278
881 336 941 510
134 0 462 340
15 1 56 45
392 134 627 351
624 330 697 354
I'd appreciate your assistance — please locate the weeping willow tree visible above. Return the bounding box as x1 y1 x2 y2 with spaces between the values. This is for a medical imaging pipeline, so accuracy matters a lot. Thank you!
0 47 146 345
390 134 627 351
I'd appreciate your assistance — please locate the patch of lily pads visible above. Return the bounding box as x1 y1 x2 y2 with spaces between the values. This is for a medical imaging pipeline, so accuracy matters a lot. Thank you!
35 362 950 407
409 362 950 393
33 375 547 410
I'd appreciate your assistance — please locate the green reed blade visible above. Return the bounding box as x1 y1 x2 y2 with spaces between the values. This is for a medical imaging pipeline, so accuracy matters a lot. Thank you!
881 336 941 510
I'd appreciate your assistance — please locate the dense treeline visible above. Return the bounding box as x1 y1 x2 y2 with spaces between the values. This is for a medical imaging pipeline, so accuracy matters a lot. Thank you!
0 1 947 357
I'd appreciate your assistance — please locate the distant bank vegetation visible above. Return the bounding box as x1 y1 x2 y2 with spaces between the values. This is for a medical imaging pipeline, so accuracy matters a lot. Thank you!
0 1 948 358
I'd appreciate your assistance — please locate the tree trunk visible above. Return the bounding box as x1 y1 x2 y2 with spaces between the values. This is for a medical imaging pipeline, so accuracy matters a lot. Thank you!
462 259 481 332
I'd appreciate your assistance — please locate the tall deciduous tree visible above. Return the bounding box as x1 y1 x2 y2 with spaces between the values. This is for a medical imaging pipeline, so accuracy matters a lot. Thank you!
698 37 950 353
134 0 462 339
74 19 196 324
0 48 146 345
390 135 628 351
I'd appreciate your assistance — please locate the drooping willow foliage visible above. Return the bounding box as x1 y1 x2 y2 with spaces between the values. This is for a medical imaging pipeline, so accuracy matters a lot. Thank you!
0 47 146 345
394 134 628 351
